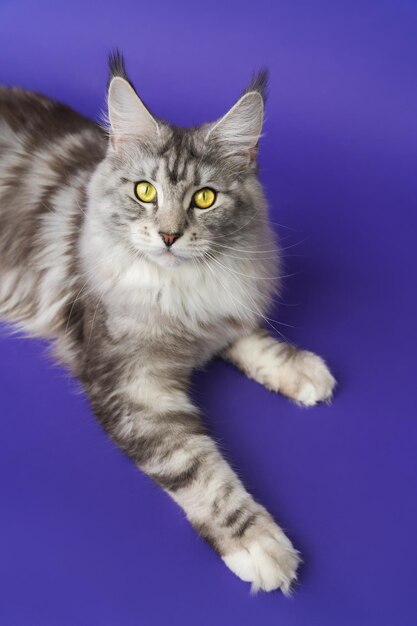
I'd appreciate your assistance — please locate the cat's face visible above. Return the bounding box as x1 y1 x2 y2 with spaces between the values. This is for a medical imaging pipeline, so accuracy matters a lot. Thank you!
97 67 268 269
102 127 267 269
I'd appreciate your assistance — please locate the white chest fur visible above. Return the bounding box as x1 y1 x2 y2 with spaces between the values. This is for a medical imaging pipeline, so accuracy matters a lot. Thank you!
81 228 266 340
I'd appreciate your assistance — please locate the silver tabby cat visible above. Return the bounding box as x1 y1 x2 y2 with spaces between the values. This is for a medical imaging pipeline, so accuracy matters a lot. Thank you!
0 53 335 593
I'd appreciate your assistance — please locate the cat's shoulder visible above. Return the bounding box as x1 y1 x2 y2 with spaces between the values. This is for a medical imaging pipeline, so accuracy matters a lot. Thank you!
0 85 102 141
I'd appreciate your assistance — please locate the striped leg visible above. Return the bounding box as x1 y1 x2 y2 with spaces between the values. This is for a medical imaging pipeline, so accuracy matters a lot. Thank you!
87 377 300 593
223 329 336 407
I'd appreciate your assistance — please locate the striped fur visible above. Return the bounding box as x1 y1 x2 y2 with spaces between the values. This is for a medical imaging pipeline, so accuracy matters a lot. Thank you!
0 54 335 593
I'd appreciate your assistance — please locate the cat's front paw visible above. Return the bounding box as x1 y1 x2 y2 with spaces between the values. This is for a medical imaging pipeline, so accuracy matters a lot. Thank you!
222 512 300 593
278 350 336 407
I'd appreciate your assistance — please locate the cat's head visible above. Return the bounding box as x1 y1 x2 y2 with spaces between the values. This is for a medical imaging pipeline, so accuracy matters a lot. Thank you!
96 52 270 269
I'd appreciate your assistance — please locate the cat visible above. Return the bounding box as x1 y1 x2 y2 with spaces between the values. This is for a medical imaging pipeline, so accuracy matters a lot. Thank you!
0 51 336 593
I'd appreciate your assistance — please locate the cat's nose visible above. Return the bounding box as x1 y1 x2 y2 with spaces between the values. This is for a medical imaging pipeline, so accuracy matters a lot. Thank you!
159 232 182 247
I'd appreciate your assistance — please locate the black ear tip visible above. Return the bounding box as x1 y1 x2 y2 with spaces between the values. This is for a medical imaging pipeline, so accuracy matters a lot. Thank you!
107 49 136 92
108 49 127 79
245 67 269 102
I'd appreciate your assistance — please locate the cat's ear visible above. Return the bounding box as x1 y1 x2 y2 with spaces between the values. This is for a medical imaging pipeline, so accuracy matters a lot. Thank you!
204 69 268 162
107 52 159 149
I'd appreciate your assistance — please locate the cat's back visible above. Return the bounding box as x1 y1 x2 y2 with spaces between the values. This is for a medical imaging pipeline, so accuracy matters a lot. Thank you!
0 86 106 340
0 86 106 194
0 87 106 210
0 86 98 142
0 85 106 269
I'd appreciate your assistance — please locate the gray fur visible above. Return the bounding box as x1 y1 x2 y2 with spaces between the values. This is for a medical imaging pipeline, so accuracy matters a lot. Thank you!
0 53 336 593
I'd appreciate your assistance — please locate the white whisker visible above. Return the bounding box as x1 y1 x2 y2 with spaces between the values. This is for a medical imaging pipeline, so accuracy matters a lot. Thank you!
202 254 293 339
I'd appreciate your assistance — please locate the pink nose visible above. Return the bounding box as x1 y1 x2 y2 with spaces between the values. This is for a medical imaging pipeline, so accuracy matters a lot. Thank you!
159 232 181 247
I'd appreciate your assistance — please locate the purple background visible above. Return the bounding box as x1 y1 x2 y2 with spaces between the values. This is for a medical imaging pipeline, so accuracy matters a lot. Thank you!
1 1 416 624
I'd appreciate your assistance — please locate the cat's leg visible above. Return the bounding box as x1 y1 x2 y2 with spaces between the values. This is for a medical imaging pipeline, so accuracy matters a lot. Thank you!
222 329 336 406
86 372 300 593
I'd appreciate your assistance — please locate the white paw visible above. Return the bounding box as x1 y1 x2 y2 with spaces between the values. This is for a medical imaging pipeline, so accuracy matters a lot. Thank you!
279 350 336 407
223 527 300 594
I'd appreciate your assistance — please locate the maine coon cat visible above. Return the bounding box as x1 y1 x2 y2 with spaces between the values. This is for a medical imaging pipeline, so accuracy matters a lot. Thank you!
0 52 335 593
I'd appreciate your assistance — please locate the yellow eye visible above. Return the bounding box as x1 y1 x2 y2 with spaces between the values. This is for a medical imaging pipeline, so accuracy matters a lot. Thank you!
193 187 216 209
134 181 157 203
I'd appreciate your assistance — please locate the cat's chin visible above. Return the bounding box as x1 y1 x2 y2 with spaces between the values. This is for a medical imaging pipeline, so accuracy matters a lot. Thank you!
147 250 187 269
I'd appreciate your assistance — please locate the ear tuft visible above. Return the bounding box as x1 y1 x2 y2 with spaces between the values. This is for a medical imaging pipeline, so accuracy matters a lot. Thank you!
204 68 269 161
108 49 130 84
243 67 269 103
106 53 159 148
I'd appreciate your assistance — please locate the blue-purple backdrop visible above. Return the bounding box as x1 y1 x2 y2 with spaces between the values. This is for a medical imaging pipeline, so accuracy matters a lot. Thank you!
0 1 416 625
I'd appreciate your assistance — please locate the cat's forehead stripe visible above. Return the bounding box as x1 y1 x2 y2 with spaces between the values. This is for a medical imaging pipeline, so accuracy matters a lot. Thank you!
166 133 190 184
